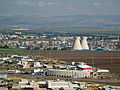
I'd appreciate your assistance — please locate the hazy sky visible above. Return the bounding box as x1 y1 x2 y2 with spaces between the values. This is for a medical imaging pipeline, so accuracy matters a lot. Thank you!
0 0 120 17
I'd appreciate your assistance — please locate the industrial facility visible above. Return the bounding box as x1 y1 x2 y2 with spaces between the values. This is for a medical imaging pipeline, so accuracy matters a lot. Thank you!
81 37 89 50
46 69 91 78
73 37 82 50
73 36 89 50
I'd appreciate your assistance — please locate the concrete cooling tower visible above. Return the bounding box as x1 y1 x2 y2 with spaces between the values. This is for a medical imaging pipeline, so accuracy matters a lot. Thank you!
73 37 82 50
81 37 89 50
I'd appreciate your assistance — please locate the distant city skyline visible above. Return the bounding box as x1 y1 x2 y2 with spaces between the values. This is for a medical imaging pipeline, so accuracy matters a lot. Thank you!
0 0 120 17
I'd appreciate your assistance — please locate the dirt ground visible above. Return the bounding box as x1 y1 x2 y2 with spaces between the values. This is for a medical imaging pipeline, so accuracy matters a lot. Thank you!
26 50 120 73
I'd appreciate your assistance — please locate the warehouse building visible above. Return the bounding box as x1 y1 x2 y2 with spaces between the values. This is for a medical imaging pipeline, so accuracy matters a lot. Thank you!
47 80 80 90
46 69 91 78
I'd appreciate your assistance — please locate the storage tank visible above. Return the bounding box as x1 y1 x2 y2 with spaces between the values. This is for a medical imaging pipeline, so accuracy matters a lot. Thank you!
81 37 89 50
73 37 82 50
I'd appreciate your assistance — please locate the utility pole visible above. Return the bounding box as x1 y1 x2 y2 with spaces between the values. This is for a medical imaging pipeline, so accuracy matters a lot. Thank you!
92 51 94 67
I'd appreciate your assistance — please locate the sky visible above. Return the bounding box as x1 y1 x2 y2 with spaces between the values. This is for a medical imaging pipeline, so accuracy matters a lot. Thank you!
0 0 120 17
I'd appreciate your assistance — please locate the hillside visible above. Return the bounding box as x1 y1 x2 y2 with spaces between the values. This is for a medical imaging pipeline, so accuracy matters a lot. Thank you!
0 15 120 31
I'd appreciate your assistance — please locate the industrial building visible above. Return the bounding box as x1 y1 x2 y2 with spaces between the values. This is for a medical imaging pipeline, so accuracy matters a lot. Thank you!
81 37 89 50
73 36 89 50
46 69 91 78
73 37 82 50
47 80 80 90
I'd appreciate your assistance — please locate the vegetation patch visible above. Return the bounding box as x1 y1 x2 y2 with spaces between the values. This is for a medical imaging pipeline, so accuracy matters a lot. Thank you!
0 49 27 55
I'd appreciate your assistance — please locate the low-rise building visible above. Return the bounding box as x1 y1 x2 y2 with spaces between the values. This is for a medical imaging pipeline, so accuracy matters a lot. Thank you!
12 79 39 90
47 80 80 90
46 69 91 78
30 62 41 68
0 74 7 79
31 69 45 75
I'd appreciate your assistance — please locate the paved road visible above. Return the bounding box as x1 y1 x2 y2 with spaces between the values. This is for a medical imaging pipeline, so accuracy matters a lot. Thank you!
7 73 120 84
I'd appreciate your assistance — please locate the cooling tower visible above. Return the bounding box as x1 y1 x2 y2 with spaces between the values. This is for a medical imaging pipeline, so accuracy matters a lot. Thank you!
73 37 82 50
81 37 89 50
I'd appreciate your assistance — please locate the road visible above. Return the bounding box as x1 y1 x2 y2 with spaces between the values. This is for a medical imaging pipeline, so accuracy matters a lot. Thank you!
7 73 120 84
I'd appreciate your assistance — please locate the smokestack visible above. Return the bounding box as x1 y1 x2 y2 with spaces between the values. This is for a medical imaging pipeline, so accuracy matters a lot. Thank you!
81 36 89 50
73 37 82 50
